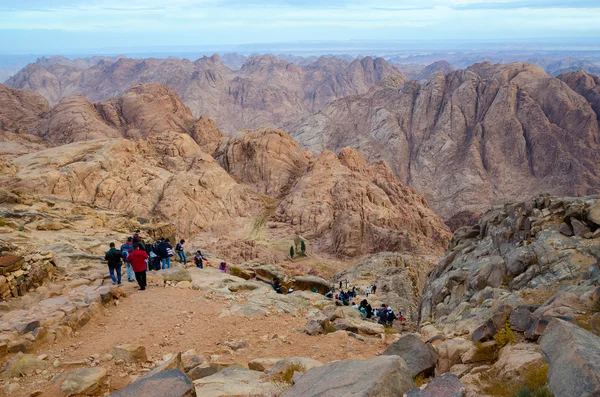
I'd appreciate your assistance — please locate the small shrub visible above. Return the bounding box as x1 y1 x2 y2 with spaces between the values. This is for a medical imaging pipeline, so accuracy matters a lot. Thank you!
494 322 517 348
414 373 431 388
229 266 244 278
323 321 337 334
477 364 553 397
0 218 6 227
300 240 306 256
271 363 308 385
18 225 24 231
472 342 499 363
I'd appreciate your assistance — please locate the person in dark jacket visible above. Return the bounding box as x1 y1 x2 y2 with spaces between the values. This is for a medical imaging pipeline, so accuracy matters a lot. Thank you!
120 237 134 282
128 243 149 290
104 243 122 285
175 239 186 265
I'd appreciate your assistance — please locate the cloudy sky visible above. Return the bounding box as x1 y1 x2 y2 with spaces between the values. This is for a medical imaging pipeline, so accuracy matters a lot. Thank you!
0 0 599 53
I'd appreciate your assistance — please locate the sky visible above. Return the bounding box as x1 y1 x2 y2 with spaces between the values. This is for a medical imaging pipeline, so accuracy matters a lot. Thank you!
0 0 599 54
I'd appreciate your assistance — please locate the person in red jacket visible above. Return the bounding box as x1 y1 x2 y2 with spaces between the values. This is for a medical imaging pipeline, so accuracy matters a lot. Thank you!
128 243 149 290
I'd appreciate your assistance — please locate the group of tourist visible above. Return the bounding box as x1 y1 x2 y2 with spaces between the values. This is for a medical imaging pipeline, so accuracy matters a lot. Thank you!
104 231 217 291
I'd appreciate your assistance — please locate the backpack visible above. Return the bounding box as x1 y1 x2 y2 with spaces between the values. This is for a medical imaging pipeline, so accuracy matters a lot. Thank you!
121 249 129 261
387 310 397 321
166 247 174 257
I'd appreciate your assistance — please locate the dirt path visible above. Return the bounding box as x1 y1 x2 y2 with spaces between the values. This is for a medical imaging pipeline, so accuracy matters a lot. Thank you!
8 283 385 397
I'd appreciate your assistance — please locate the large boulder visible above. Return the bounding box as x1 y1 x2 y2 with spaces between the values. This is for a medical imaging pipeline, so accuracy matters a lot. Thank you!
281 356 415 397
144 352 184 378
60 367 108 396
435 338 473 375
383 334 437 377
1 352 49 379
194 366 279 396
161 268 192 283
406 373 466 397
540 319 600 397
109 369 196 397
290 275 330 294
112 344 147 364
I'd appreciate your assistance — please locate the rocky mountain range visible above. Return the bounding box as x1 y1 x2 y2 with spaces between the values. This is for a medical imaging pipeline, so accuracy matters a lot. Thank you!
5 54 402 135
294 62 600 225
0 82 450 261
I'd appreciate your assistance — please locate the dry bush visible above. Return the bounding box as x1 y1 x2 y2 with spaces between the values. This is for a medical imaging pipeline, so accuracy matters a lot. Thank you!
494 322 517 348
477 364 553 397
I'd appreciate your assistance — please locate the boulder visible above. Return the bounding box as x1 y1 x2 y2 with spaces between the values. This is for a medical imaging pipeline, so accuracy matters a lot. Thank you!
571 219 591 237
383 334 437 377
266 357 323 375
558 222 573 236
112 344 147 364
509 307 535 332
1 352 49 379
472 319 496 343
161 268 192 282
13 320 41 334
304 312 330 335
281 356 415 397
145 352 184 378
406 373 466 397
588 202 600 226
493 343 544 379
333 318 359 333
525 317 550 341
60 367 107 396
248 358 281 372
108 369 196 397
540 319 600 397
591 313 600 333
224 340 247 351
194 366 279 396
435 338 473 375
290 275 330 294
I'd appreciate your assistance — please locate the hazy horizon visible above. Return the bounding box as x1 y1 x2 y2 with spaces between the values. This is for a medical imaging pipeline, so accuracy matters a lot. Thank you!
1 0 599 54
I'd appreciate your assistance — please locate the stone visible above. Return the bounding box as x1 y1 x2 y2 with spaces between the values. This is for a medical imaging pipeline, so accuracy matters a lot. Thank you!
494 343 544 379
406 373 466 397
383 334 437 377
591 313 600 333
5 383 19 394
281 356 415 397
461 341 497 364
1 352 49 379
472 319 496 343
108 369 196 397
558 222 573 236
186 362 222 381
304 312 330 335
13 320 41 334
0 255 23 275
290 275 331 294
588 202 600 226
247 358 281 372
60 367 108 396
161 268 192 283
525 317 550 341
333 318 359 333
223 340 247 351
30 390 43 397
540 319 600 397
144 352 184 378
266 357 324 375
7 339 33 353
571 219 591 238
509 307 535 332
112 344 148 363
194 366 279 396
435 338 473 375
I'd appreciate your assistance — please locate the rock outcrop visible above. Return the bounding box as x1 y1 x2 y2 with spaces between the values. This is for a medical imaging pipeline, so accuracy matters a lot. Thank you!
274 148 451 257
419 195 600 337
6 55 403 134
294 63 600 222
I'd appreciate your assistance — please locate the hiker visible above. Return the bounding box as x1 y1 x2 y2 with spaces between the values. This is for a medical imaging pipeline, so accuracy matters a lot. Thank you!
365 286 371 297
120 237 135 282
339 281 342 289
345 279 349 289
351 286 356 297
219 261 227 272
132 230 146 251
351 301 358 309
271 278 282 294
165 239 174 265
128 243 149 290
325 289 333 298
386 306 397 326
378 304 388 325
148 246 160 271
360 299 373 319
104 243 122 285
156 238 172 269
371 284 377 295
175 239 187 265
194 250 209 269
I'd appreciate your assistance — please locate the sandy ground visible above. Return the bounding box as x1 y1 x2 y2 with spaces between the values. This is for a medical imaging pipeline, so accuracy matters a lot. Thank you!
5 282 386 397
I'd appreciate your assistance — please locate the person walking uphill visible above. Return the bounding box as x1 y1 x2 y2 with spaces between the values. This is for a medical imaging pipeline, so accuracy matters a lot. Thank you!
104 243 122 285
175 239 187 265
128 243 149 290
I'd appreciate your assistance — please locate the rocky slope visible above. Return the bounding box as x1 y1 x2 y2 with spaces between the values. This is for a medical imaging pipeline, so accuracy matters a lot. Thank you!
294 62 600 222
6 55 403 134
0 86 449 260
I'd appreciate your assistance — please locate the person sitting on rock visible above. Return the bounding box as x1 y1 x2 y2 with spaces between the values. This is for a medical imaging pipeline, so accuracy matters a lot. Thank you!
219 261 227 273
128 243 149 291
325 289 333 298
351 301 358 309
360 299 373 319
120 237 135 282
270 278 283 294
105 242 122 285
194 250 209 269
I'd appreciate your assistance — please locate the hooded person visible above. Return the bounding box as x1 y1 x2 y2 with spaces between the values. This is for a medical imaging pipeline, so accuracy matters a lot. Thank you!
120 237 135 282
